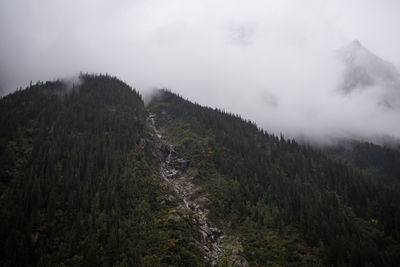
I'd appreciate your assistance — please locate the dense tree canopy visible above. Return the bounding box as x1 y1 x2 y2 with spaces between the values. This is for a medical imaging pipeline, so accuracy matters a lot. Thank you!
1 78 400 266
324 140 400 186
149 90 400 266
0 76 202 266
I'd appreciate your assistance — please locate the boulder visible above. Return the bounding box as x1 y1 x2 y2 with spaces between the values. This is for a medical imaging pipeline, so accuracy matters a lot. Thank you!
230 255 249 267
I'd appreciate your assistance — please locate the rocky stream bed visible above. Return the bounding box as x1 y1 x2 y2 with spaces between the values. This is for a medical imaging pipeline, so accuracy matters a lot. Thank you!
148 113 224 265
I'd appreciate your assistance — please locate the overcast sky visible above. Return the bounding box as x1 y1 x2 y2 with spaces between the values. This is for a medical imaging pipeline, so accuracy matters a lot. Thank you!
1 0 400 143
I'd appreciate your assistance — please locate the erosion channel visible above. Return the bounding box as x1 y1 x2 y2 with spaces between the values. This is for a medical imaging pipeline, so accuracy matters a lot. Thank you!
148 113 223 266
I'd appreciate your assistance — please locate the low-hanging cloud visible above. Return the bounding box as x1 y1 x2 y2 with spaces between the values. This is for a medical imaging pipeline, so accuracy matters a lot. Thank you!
1 0 400 144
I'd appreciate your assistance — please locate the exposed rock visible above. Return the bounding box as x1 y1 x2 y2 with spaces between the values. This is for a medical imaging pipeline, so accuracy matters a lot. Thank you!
148 113 227 266
336 40 400 107
230 255 249 267
148 114 162 139
196 196 210 206
167 194 176 202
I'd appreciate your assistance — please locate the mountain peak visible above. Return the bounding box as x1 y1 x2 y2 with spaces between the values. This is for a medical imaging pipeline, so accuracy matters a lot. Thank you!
337 39 400 100
338 40 367 58
351 39 362 48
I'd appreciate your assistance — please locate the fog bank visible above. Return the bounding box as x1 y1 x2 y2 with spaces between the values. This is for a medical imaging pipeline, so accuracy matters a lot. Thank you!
1 0 400 144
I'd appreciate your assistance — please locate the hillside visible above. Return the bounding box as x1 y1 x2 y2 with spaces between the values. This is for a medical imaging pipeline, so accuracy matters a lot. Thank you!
1 77 400 266
0 75 203 266
148 90 400 266
323 140 400 186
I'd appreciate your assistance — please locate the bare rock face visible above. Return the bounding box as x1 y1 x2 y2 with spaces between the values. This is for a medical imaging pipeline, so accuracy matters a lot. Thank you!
338 40 400 91
161 144 175 161
160 144 190 179
337 40 400 108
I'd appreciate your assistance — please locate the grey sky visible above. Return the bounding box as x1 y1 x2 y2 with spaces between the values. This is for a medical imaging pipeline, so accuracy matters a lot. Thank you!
1 0 400 143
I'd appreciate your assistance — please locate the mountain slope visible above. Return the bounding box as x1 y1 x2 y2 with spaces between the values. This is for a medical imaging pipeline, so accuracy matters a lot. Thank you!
337 40 400 107
149 90 400 266
0 75 203 266
324 140 400 186
1 77 400 266
338 40 400 91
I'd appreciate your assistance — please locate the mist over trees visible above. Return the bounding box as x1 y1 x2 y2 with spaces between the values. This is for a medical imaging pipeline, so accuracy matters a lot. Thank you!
1 0 400 144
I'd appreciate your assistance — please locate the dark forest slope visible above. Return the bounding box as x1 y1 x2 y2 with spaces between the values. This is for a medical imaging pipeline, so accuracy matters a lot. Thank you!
323 140 400 186
0 76 202 266
1 77 400 266
149 90 400 266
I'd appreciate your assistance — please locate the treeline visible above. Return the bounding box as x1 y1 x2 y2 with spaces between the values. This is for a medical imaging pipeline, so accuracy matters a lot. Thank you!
149 90 400 266
0 76 202 266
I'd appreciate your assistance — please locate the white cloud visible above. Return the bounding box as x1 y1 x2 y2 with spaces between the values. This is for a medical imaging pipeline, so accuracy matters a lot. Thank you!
1 0 400 143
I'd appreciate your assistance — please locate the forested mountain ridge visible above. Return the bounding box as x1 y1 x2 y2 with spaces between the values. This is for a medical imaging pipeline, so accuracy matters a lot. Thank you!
0 75 203 266
1 76 400 266
148 90 400 266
